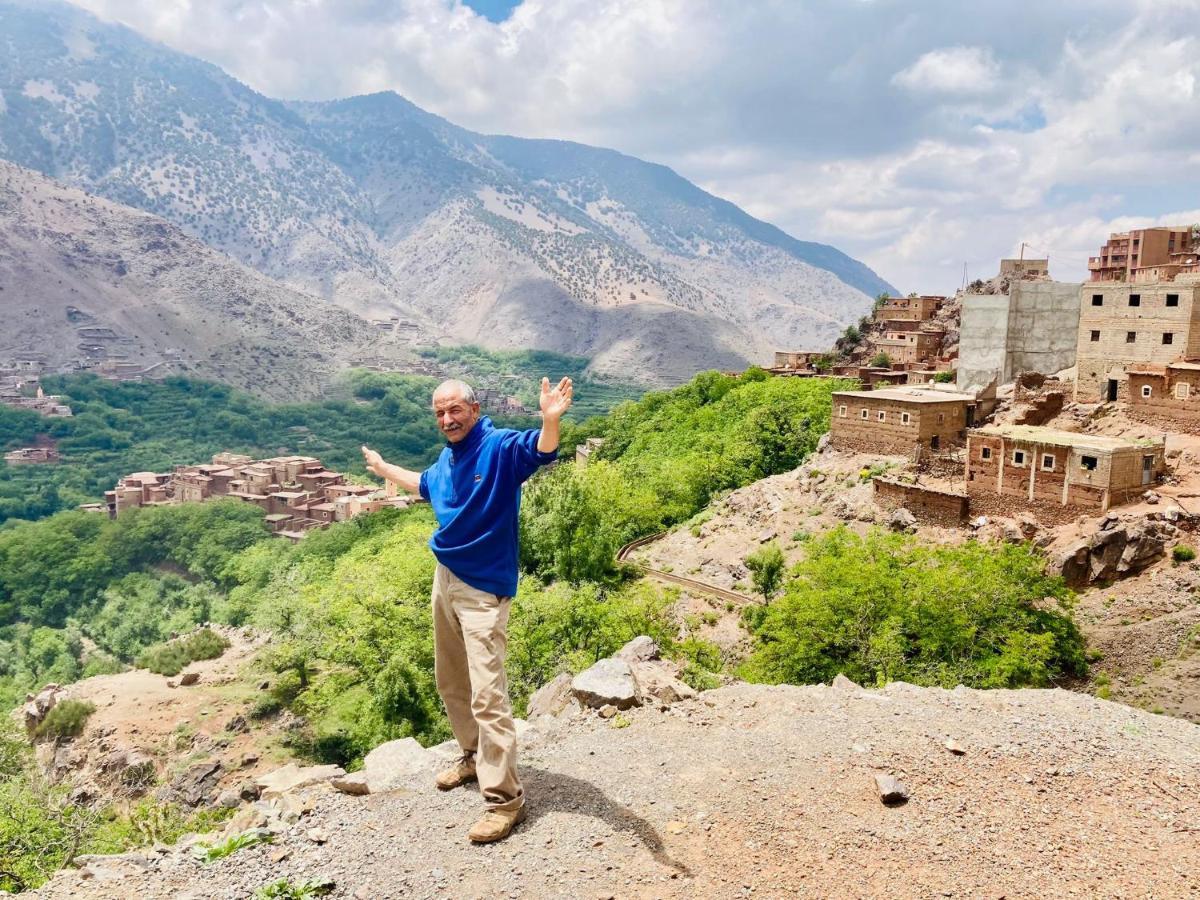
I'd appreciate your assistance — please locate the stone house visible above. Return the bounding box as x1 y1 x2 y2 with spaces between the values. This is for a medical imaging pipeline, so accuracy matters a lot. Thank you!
875 296 942 324
830 387 976 455
1075 279 1200 401
1126 360 1200 426
873 328 945 366
965 425 1165 513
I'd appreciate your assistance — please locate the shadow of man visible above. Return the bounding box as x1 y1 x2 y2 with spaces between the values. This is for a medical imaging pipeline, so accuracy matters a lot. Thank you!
521 765 693 877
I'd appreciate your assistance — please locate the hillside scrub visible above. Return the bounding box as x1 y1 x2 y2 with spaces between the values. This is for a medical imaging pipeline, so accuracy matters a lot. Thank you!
135 628 230 677
521 370 853 581
740 527 1087 689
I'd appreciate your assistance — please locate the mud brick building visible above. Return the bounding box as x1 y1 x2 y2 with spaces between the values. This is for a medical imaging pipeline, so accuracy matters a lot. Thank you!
770 351 825 372
3 447 60 465
1075 279 1200 401
874 327 945 366
875 295 943 324
830 387 976 455
966 425 1166 513
1126 360 1200 426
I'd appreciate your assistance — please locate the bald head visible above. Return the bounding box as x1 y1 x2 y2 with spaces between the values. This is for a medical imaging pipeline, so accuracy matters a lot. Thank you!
432 379 481 443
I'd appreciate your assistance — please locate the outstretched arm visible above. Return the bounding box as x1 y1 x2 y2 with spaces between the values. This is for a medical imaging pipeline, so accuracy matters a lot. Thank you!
361 445 421 495
537 376 573 453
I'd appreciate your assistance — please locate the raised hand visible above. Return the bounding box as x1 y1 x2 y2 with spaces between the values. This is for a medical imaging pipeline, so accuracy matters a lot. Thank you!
361 444 384 477
539 376 574 420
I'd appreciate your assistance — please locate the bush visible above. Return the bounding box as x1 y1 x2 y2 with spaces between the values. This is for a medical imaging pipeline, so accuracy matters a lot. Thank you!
136 628 230 676
1172 545 1196 563
934 371 955 383
870 352 892 369
740 527 1086 689
33 700 96 741
744 543 785 603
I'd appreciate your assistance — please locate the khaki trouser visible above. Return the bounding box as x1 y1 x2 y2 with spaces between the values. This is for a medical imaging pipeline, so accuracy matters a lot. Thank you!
431 563 523 812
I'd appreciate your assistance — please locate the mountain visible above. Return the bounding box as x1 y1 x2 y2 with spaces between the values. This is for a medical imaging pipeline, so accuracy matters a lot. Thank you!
0 1 895 383
0 160 402 400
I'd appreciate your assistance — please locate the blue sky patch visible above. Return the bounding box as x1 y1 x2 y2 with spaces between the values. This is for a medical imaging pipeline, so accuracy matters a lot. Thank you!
462 0 522 24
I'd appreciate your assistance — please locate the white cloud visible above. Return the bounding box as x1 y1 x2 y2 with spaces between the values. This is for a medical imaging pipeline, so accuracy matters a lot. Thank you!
892 46 1001 94
64 0 1200 294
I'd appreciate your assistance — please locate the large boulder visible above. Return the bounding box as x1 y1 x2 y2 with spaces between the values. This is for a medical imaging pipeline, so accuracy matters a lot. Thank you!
1055 519 1170 587
362 737 435 793
527 672 574 718
571 658 640 710
631 662 697 705
614 636 661 664
168 759 224 806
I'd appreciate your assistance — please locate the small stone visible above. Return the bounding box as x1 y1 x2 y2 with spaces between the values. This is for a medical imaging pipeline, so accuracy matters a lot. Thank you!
665 821 687 835
874 774 909 805
331 772 371 796
306 827 328 844
944 738 967 755
269 848 291 863
598 704 618 719
179 672 200 687
215 790 241 809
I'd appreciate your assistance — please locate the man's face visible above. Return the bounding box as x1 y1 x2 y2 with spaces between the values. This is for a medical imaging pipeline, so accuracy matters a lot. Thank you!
432 389 481 443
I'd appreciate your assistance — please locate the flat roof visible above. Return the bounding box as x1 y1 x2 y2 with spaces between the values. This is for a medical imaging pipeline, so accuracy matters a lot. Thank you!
971 425 1161 451
833 387 976 403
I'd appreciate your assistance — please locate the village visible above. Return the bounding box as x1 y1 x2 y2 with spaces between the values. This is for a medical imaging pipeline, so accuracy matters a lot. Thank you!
765 225 1200 526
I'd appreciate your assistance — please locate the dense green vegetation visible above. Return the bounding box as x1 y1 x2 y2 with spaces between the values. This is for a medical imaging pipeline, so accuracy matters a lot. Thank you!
521 369 852 581
740 528 1086 689
136 628 230 676
0 370 544 525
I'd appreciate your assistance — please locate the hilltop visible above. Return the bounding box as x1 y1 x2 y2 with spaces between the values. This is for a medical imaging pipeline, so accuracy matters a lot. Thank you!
27 677 1200 899
0 1 893 384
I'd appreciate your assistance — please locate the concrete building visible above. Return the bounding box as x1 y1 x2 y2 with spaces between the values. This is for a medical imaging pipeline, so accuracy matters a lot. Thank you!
1074 279 1200 401
966 425 1165 513
957 280 1081 393
830 386 976 455
1126 360 1200 426
1088 226 1200 283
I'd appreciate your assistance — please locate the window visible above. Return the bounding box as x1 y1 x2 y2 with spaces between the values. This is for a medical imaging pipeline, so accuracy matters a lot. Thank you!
1080 455 1098 471
981 447 992 460
1091 294 1103 306
901 412 911 425
1141 385 1152 398
1163 333 1174 345
861 409 868 420
1166 293 1179 307
1090 330 1100 342
1129 294 1141 307
938 413 945 424
1176 383 1191 401
1126 331 1137 343
1042 454 1056 471
877 410 886 422
838 405 847 417
1012 450 1026 466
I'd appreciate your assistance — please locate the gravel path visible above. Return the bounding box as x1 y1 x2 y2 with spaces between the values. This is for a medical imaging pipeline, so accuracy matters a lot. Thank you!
34 681 1200 900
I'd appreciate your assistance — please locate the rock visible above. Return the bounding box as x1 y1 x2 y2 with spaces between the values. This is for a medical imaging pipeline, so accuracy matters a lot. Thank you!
238 780 262 801
598 704 618 719
179 672 200 687
631 662 697 704
225 714 249 734
256 763 345 798
1016 515 1039 539
258 680 271 691
331 772 371 796
362 737 435 793
969 516 989 529
215 790 241 809
816 433 831 454
240 752 259 768
1001 524 1024 544
527 672 575 718
22 684 64 733
831 673 861 691
874 774 909 805
944 738 967 755
887 508 917 532
757 528 777 543
571 658 640 710
170 759 224 807
307 827 328 844
1144 490 1161 505
219 804 268 839
614 635 661 664
166 680 178 689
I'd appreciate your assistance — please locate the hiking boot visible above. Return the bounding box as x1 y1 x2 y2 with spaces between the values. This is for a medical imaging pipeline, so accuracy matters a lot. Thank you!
435 753 477 791
468 805 526 844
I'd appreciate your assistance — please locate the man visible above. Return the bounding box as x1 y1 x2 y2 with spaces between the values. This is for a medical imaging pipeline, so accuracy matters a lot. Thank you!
360 375 572 843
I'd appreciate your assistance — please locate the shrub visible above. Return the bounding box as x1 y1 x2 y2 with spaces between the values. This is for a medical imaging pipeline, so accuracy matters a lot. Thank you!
934 372 955 383
254 878 335 900
33 700 96 741
745 543 786 603
136 628 230 676
870 352 892 369
1172 545 1196 563
740 527 1086 689
192 829 273 862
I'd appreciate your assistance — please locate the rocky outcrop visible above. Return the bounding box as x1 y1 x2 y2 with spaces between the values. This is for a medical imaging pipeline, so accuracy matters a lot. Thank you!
572 658 641 710
570 638 700 711
255 763 345 800
361 738 435 793
21 683 66 734
1056 518 1175 587
527 672 574 719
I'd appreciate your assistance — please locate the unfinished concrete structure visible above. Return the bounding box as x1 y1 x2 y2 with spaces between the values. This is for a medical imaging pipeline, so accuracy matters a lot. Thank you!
830 386 976 455
1074 279 1200 401
957 281 1081 393
1126 360 1200 426
1088 226 1200 283
966 425 1165 513
999 258 1049 279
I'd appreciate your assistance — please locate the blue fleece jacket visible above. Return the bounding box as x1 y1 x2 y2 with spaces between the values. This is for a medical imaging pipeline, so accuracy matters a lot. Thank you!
419 416 558 597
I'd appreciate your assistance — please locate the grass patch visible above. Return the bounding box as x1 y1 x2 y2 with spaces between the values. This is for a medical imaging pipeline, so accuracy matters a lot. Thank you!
1173 545 1196 563
254 878 336 900
33 700 96 742
136 628 230 677
192 829 273 862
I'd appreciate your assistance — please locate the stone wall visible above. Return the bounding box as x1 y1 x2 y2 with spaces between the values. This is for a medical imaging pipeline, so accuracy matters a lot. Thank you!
872 477 968 527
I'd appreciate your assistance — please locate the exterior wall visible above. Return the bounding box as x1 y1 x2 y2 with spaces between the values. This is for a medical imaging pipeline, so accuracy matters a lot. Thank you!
1127 368 1200 425
1074 283 1200 401
999 258 1049 278
876 296 940 323
831 396 968 454
958 281 1082 392
872 478 968 526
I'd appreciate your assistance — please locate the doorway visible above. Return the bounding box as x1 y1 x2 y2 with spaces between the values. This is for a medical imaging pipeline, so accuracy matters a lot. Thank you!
1142 455 1154 485
1106 379 1119 402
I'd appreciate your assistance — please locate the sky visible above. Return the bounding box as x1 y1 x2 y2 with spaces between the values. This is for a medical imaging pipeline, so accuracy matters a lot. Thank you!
67 0 1200 294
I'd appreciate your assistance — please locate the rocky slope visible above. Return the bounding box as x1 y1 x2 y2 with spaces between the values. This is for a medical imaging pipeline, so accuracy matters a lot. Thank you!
29 676 1200 899
0 160 406 400
0 1 895 383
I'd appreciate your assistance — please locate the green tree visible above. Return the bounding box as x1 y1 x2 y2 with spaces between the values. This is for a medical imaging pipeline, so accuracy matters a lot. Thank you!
744 542 785 603
870 352 892 369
